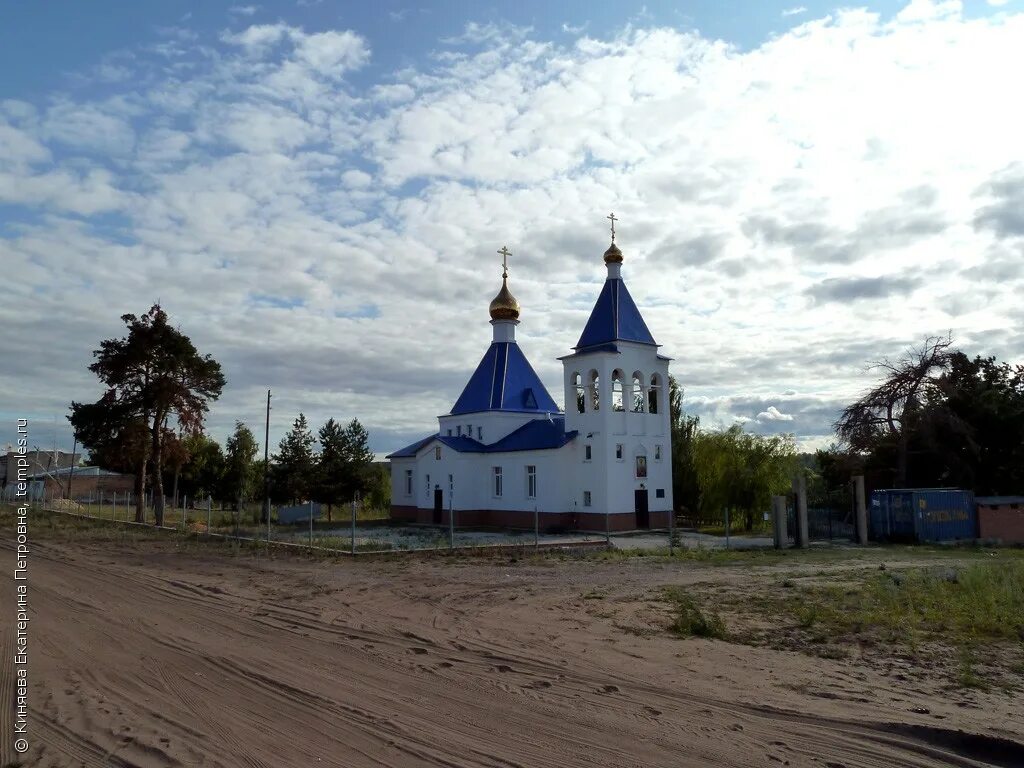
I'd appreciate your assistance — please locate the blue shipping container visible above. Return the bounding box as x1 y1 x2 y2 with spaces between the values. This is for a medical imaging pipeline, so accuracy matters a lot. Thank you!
870 489 976 543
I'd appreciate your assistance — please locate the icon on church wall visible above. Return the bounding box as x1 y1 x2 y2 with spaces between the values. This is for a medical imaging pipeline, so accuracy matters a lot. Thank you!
635 455 648 478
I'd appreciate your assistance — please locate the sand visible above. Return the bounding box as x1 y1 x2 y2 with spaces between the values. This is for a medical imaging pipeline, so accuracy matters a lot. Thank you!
2 537 1022 767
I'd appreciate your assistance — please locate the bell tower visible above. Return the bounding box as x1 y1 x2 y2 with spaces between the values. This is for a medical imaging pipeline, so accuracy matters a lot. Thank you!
561 215 674 528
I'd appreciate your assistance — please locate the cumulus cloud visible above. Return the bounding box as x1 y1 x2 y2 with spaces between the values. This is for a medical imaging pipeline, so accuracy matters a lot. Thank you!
757 406 794 422
2 5 1023 455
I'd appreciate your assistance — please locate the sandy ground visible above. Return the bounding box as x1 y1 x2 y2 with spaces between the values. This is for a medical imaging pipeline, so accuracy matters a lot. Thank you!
2 536 1023 768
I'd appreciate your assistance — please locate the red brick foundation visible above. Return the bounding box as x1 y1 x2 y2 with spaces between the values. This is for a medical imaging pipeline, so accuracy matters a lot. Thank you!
388 505 672 532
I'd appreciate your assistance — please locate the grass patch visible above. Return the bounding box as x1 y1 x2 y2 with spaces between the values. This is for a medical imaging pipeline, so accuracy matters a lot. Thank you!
662 587 727 640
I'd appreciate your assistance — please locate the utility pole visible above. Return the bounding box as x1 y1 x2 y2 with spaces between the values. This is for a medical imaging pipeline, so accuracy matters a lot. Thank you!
263 389 271 525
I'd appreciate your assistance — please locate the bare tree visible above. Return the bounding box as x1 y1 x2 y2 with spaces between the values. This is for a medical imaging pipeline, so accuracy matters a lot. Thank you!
834 334 954 487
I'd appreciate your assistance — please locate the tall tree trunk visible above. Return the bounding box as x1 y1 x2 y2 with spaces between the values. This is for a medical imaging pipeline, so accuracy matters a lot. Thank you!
172 466 180 512
151 412 166 526
134 458 146 523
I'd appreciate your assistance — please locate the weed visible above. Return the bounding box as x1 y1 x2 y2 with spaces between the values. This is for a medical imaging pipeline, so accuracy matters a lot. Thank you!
663 587 727 640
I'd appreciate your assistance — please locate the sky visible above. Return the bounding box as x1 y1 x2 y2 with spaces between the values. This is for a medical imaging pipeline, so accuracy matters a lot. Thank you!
1 0 1022 460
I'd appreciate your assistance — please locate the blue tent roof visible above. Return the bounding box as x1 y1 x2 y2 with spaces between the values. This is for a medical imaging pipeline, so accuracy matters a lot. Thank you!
450 341 559 416
386 418 577 458
575 278 657 350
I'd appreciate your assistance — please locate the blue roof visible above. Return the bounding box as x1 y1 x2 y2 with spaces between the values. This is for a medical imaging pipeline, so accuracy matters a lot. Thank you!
387 418 577 458
450 341 559 416
575 278 656 350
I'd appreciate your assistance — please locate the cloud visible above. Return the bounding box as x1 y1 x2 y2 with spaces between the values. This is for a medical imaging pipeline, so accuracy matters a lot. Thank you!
782 7 807 17
806 275 922 304
2 3 1023 457
229 5 259 16
757 406 794 422
973 163 1024 238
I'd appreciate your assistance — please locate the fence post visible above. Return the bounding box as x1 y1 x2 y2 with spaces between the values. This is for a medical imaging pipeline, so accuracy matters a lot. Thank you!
309 500 314 551
183 495 188 531
854 475 868 545
448 490 454 551
725 507 730 550
605 508 610 547
796 474 809 549
772 496 787 549
534 505 539 549
668 507 674 556
351 497 356 555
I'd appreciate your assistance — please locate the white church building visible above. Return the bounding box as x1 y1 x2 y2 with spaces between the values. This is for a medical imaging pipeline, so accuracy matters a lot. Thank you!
387 220 673 531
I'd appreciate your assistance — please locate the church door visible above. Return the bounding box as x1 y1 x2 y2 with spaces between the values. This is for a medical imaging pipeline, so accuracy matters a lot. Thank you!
433 487 443 524
634 489 649 529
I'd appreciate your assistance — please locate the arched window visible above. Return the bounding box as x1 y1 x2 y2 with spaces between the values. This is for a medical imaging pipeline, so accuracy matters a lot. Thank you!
572 372 585 414
589 370 600 411
612 370 624 412
632 371 645 412
648 374 661 414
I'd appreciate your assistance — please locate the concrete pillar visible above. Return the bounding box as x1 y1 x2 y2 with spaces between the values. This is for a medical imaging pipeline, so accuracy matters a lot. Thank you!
796 474 809 549
854 475 868 545
772 495 788 549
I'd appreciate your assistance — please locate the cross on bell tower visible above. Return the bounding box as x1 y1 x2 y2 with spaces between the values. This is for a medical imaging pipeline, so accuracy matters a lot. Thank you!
607 212 617 243
498 245 511 278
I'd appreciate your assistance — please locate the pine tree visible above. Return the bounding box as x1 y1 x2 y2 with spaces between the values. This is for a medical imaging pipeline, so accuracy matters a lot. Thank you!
342 418 376 503
224 422 259 528
315 418 349 522
273 413 316 505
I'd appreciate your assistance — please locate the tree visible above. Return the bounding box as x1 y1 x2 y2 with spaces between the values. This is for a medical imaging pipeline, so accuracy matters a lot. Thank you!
342 418 376 502
273 413 316 505
668 375 700 514
315 418 348 522
163 429 190 508
178 433 225 503
692 426 797 530
71 305 224 525
224 422 259 527
834 335 953 487
69 394 151 522
364 464 391 516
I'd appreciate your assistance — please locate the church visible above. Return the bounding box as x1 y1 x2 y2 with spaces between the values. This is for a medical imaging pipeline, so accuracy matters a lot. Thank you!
387 217 673 531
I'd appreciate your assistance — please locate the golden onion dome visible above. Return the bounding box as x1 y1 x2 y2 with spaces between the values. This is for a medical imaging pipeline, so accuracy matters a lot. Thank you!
489 275 520 321
603 241 623 264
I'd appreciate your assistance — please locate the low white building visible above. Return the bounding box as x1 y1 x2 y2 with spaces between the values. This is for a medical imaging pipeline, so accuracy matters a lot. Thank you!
388 225 673 531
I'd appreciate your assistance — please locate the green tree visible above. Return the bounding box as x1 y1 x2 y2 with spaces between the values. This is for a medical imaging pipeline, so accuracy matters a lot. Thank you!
342 418 376 502
315 418 348 521
178 433 225 503
273 413 316 505
692 425 797 530
70 305 224 525
364 464 391 516
668 375 700 515
224 422 259 526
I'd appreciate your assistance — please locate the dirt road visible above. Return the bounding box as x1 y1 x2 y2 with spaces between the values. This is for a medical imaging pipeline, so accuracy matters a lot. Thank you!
3 537 1022 767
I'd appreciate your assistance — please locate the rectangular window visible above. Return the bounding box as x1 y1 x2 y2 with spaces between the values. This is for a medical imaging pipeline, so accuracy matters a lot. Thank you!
447 429 452 436
477 426 482 440
435 446 441 460
584 445 592 461
456 425 462 436
655 444 662 461
425 474 430 496
467 424 472 437
616 444 624 460
656 488 665 499
493 466 503 497
583 491 592 507
526 465 537 498
636 455 648 478
404 469 413 496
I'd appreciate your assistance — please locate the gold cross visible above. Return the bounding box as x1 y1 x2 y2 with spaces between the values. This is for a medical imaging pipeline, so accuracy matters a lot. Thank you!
498 245 511 277
607 212 617 242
